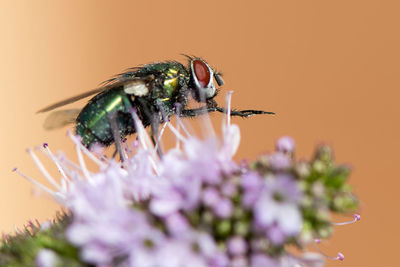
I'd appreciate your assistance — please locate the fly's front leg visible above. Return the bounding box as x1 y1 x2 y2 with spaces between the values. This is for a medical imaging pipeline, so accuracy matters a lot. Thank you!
179 107 219 117
215 107 275 117
178 99 219 117
180 99 275 118
206 99 275 117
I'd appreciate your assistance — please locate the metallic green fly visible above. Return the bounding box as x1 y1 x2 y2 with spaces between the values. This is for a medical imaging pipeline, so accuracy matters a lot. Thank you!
38 56 274 155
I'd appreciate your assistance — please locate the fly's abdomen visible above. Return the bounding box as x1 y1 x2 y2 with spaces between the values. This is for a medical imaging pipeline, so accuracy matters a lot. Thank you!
75 88 134 147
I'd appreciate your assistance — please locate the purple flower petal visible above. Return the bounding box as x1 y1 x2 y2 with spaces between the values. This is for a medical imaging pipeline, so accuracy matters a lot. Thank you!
250 253 281 267
36 249 58 267
228 236 248 256
202 187 221 207
213 198 233 218
253 175 302 238
276 136 295 153
268 152 292 170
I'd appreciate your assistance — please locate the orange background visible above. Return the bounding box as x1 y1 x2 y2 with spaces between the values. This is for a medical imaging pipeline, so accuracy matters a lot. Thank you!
0 1 398 266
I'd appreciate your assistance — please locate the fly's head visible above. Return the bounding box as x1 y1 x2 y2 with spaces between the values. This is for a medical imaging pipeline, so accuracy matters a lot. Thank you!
188 57 224 103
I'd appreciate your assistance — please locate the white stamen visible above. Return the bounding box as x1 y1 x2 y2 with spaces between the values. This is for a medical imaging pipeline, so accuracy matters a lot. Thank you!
13 168 55 196
331 214 360 226
198 105 216 139
225 91 233 127
175 115 191 137
175 120 181 149
131 111 160 175
167 123 188 143
57 156 85 177
154 122 168 154
70 134 92 181
58 166 81 182
67 131 106 168
314 239 344 261
27 148 61 191
40 145 70 183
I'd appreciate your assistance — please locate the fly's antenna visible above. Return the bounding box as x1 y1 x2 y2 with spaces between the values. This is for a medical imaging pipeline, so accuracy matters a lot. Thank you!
180 53 195 60
214 72 224 86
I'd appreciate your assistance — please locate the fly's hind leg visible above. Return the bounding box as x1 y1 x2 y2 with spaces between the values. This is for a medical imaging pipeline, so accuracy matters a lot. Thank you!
107 112 127 163
111 149 118 159
150 114 163 158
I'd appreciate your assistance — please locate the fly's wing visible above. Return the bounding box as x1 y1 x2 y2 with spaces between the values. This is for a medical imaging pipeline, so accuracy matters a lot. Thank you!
43 109 81 130
36 68 144 113
36 88 106 113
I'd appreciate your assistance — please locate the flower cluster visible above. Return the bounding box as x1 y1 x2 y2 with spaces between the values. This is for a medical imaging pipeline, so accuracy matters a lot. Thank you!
4 96 359 267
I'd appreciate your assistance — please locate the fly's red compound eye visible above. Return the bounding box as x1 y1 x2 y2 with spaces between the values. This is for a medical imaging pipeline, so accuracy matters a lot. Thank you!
193 59 211 87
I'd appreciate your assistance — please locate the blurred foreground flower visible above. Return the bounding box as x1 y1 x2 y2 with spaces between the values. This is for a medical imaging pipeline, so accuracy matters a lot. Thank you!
2 96 359 266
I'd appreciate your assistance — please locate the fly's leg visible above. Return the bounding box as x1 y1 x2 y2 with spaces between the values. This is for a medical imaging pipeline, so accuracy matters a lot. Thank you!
135 98 165 158
150 114 163 158
180 107 219 117
107 112 127 163
215 107 275 117
180 99 275 118
111 149 118 159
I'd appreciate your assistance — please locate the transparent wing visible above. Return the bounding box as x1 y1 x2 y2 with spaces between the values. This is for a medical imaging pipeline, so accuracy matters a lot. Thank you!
36 88 105 113
43 109 81 130
37 71 148 113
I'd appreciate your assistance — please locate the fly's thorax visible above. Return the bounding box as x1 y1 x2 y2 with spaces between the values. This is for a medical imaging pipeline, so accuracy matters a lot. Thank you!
157 67 190 117
149 65 188 102
162 67 180 97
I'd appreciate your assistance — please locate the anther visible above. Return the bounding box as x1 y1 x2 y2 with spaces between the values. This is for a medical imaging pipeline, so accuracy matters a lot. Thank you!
337 252 344 261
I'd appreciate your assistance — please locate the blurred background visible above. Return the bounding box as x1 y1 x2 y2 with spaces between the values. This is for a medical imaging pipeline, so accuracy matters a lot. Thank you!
0 0 398 266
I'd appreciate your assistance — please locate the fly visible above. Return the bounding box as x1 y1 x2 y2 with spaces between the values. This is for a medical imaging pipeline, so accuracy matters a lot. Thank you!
38 56 274 158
